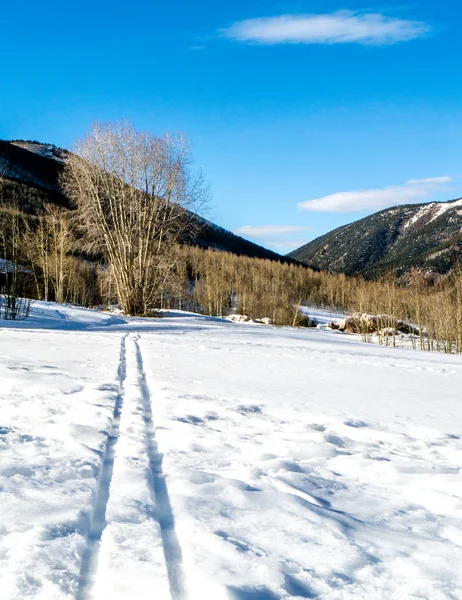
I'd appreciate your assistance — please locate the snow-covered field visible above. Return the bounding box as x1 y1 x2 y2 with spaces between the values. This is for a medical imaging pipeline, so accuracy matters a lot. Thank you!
1 302 461 600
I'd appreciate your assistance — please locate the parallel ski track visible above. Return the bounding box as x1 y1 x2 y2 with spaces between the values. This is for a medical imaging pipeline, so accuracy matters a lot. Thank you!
135 336 185 600
77 334 184 600
76 334 127 599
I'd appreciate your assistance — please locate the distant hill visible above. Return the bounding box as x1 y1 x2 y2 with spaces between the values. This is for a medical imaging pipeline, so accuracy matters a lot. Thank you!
288 199 462 278
0 140 299 264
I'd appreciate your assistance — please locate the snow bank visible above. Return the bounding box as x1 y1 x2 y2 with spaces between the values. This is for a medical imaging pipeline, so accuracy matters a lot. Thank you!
0 301 127 331
225 314 271 325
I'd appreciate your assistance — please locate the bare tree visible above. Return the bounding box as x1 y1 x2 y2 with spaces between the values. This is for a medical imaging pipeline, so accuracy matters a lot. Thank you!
61 120 208 315
23 205 74 303
0 163 30 318
0 205 32 320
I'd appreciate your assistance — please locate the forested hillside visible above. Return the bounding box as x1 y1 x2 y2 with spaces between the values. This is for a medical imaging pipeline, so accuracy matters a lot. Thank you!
0 140 297 263
289 199 462 278
2 134 462 354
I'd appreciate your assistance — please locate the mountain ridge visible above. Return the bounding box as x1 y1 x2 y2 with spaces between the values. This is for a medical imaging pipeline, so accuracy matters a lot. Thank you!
288 198 462 278
0 139 302 265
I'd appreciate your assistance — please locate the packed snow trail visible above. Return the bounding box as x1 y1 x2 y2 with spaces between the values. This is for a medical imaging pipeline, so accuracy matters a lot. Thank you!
1 302 462 599
84 335 175 600
134 337 185 599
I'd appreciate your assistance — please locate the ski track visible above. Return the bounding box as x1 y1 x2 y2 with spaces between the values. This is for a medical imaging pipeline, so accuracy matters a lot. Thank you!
135 336 185 600
79 334 183 600
76 334 127 599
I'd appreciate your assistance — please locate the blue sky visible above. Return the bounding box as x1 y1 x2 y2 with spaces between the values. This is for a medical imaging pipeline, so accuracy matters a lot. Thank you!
1 1 461 253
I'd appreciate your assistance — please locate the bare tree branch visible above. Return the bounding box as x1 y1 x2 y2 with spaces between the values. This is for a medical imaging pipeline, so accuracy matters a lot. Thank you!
61 120 209 315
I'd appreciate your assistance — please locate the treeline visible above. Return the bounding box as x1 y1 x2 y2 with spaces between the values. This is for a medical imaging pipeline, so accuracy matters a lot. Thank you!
165 247 462 355
1 121 462 353
2 194 462 353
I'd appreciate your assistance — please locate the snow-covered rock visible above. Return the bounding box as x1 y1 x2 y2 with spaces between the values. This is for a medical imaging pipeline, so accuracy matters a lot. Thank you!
225 314 272 325
329 312 419 335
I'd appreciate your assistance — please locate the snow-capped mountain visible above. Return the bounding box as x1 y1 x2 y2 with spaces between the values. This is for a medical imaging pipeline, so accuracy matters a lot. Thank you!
289 199 462 278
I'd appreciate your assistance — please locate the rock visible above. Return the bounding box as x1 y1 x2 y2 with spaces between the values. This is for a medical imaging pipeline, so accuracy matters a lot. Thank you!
329 313 419 336
226 314 250 323
255 317 272 325
377 328 400 337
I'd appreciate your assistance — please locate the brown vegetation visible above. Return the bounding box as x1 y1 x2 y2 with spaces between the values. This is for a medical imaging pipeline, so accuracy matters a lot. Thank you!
1 189 462 351
61 121 207 316
1 122 462 351
156 246 462 353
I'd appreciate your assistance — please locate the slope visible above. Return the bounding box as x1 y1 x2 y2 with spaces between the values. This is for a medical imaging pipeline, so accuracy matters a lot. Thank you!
0 139 297 264
289 199 462 278
0 303 461 599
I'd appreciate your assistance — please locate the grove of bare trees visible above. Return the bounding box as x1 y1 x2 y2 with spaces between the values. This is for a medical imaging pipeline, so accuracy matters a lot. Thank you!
0 169 32 319
1 122 462 353
159 246 462 354
61 121 208 316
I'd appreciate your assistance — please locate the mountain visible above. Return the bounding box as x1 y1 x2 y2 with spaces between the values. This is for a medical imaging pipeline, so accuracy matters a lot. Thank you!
288 199 462 278
0 140 297 264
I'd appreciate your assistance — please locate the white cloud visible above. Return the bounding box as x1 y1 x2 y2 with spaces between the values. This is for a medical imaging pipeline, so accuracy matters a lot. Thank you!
222 11 430 46
298 177 453 213
233 225 311 237
233 225 312 253
266 239 309 250
407 176 451 185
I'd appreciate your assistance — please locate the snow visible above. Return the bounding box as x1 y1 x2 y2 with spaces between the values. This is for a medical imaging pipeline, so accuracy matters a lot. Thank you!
402 203 436 230
1 302 462 599
402 198 462 232
301 306 346 327
226 314 272 325
430 198 462 223
10 142 66 163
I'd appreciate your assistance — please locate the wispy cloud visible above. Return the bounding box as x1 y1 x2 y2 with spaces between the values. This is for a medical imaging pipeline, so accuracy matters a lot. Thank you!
265 239 309 250
233 225 312 253
298 177 452 213
233 225 312 237
222 11 430 46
